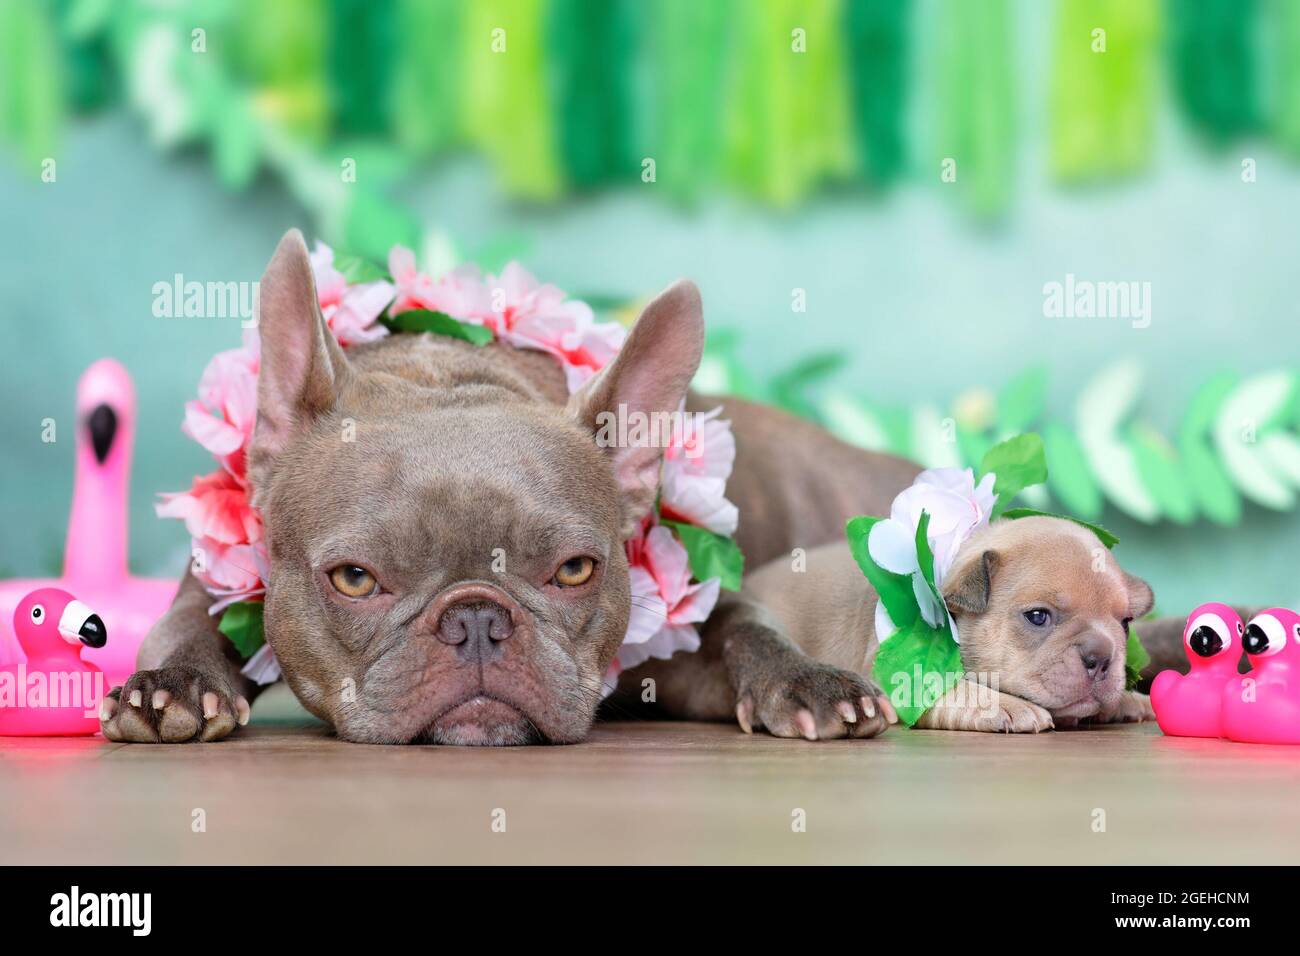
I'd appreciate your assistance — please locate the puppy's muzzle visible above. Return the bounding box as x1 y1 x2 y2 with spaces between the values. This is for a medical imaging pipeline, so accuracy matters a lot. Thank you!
427 583 524 663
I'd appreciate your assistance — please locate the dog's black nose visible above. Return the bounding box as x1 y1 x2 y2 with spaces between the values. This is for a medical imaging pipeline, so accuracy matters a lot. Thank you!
436 601 514 659
1079 636 1113 681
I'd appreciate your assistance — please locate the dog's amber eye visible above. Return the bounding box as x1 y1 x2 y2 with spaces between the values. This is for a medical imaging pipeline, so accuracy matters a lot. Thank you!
553 556 595 587
330 565 378 598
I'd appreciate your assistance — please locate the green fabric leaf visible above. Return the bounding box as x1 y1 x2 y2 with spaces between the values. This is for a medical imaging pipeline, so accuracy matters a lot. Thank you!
1125 626 1151 691
1042 422 1104 520
382 309 494 345
915 510 936 593
871 617 963 727
660 520 744 591
846 515 918 631
978 432 1048 516
1001 507 1120 549
218 601 266 660
332 252 390 284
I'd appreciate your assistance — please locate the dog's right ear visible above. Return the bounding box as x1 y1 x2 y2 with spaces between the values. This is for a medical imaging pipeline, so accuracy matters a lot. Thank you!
248 229 350 482
567 279 705 538
943 550 999 615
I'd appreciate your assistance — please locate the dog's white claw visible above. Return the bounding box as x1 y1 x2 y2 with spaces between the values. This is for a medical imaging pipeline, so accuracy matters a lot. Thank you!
152 690 170 710
235 695 251 726
99 698 116 721
795 709 818 741
735 699 754 735
128 689 142 708
877 695 899 725
860 696 876 719
838 701 858 724
202 692 220 720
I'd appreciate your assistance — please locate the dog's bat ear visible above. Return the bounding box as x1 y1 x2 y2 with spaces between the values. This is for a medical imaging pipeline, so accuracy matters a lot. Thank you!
566 279 705 537
1123 571 1154 620
943 550 999 615
249 229 350 478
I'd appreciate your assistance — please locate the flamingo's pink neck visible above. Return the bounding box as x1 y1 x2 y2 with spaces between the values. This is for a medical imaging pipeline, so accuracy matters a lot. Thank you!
64 414 131 587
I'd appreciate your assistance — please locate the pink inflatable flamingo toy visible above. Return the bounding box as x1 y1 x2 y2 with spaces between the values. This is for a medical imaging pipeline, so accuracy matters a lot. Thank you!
0 359 177 689
1150 603 1244 738
0 588 107 735
1220 608 1300 745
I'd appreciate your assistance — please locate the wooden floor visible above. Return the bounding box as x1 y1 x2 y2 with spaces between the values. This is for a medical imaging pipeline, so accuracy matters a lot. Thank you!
3 701 1300 865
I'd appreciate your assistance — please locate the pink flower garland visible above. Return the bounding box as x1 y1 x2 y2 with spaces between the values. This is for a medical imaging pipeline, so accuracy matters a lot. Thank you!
159 242 738 686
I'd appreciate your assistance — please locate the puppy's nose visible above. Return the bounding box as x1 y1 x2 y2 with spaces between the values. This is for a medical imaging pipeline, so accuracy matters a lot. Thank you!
1079 634 1113 681
436 600 515 654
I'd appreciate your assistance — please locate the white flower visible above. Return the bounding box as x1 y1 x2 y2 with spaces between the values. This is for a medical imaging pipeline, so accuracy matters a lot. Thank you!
868 467 997 641
658 405 739 536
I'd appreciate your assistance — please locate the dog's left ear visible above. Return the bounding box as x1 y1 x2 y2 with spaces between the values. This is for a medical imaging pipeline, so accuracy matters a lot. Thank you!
943 550 999 615
567 280 704 537
1123 571 1154 619
248 229 351 489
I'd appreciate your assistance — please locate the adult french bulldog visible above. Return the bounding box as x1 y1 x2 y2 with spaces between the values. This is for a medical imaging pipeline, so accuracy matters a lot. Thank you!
741 516 1157 733
101 230 921 745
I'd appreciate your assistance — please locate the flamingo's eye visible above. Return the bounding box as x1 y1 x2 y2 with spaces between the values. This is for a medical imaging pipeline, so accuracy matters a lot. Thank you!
29 605 45 625
1244 614 1287 657
1186 612 1232 658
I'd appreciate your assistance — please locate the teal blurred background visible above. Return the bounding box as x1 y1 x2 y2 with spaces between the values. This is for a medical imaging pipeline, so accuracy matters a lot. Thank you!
1 0 1298 615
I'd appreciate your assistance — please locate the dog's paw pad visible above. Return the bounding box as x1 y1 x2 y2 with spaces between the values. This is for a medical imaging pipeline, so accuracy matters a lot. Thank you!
100 667 244 744
738 660 893 741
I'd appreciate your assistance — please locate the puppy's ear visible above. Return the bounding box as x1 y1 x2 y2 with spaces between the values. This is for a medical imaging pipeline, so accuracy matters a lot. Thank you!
943 550 999 615
567 279 704 537
249 229 350 483
1123 571 1154 619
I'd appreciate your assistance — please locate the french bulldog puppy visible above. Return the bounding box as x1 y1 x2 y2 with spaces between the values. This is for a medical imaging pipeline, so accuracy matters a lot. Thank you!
741 516 1157 732
101 230 920 745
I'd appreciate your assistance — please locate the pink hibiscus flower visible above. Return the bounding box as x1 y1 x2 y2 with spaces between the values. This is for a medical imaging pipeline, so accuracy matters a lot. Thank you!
182 333 260 482
310 242 393 346
155 469 263 546
658 405 739 536
387 245 492 321
618 523 720 670
192 537 267 612
484 263 627 392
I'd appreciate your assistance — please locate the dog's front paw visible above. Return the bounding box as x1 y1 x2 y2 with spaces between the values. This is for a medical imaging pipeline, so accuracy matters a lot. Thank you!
735 658 897 741
916 684 1054 733
1086 690 1155 725
101 667 250 743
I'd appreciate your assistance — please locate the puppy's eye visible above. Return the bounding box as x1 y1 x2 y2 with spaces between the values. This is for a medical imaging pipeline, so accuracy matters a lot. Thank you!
329 565 379 598
553 556 596 587
1023 608 1052 628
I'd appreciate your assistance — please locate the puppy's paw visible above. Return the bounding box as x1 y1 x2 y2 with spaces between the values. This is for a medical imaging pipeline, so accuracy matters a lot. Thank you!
100 667 250 743
735 659 897 741
1087 690 1155 725
916 684 1054 733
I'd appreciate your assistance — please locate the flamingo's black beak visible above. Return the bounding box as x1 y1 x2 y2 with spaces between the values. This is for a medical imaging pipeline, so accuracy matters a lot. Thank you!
87 404 117 464
58 600 107 648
